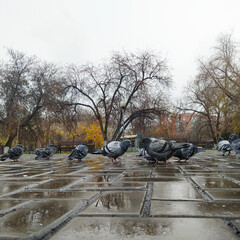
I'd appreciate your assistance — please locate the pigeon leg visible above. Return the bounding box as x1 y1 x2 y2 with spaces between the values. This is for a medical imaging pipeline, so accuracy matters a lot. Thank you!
115 160 121 165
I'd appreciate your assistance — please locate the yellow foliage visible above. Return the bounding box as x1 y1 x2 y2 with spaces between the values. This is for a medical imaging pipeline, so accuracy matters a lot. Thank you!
84 121 104 148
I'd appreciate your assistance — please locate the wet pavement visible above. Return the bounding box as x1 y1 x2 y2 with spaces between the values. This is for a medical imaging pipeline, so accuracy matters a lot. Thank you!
0 151 240 239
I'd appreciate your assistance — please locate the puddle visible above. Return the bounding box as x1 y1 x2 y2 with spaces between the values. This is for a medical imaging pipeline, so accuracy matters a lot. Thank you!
192 177 240 189
180 166 204 171
50 217 237 240
70 182 147 190
0 200 26 212
207 190 240 201
33 178 80 189
79 191 145 215
5 191 99 199
152 182 202 200
120 177 186 182
86 174 119 183
0 183 28 195
154 172 183 177
0 200 85 237
155 168 181 173
123 170 151 177
151 200 240 217
224 174 240 181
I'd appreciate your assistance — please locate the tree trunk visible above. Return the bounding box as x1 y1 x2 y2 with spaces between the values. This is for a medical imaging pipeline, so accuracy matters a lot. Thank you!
5 134 16 148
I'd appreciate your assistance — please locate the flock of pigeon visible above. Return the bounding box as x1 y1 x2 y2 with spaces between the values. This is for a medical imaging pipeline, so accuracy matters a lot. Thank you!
216 134 240 159
0 134 240 164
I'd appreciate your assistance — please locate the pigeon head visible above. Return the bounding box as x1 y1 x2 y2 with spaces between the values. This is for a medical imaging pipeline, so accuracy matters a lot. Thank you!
197 147 205 153
229 134 239 143
121 140 131 150
15 144 23 148
218 137 224 142
142 138 152 147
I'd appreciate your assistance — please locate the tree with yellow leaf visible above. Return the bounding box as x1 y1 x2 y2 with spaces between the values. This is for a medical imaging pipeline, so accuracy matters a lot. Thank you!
84 121 104 148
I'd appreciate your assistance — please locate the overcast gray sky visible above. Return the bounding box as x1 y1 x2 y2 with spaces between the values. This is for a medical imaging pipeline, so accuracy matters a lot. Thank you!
0 0 240 98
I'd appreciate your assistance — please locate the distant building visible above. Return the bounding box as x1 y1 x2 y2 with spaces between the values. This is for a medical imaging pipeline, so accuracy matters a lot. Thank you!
121 134 141 150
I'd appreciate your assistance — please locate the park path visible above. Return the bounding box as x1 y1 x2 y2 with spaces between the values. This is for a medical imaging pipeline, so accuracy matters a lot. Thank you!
0 151 240 239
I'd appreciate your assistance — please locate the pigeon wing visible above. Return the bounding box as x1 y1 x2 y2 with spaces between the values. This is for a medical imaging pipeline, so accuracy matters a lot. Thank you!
76 144 88 159
103 141 122 157
8 146 23 159
149 139 168 153
232 140 240 153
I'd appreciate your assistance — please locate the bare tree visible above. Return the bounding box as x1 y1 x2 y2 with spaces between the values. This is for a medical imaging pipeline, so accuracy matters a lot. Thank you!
199 33 240 102
65 50 172 142
0 49 63 147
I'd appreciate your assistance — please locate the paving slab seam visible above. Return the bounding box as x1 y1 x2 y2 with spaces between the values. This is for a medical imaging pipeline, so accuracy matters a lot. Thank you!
141 169 155 217
187 177 213 202
151 198 203 202
148 214 240 219
220 174 240 186
67 188 147 191
224 219 240 237
202 188 240 191
208 199 240 203
37 192 104 240
0 179 51 198
77 214 140 217
0 200 34 217
58 178 98 191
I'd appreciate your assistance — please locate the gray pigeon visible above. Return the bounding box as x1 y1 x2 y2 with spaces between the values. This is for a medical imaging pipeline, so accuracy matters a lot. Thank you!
142 138 189 164
217 137 232 156
0 145 23 162
229 134 240 159
35 144 56 160
68 143 88 161
173 143 204 162
91 140 131 162
136 148 154 161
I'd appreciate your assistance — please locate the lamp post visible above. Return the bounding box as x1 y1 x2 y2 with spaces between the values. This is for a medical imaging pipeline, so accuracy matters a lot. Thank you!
120 100 126 139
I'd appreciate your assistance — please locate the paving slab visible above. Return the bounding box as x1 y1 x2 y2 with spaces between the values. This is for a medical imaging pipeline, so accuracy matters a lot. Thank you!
0 182 29 195
206 189 240 201
4 191 99 199
49 217 238 240
120 177 187 182
0 199 86 239
152 182 203 200
32 178 81 189
150 200 240 217
0 151 240 239
79 191 146 216
69 181 147 190
192 176 240 189
123 170 152 177
0 199 28 214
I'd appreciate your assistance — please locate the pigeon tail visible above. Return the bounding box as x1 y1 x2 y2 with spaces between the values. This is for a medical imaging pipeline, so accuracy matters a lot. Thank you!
171 142 190 151
91 149 103 154
0 154 9 161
